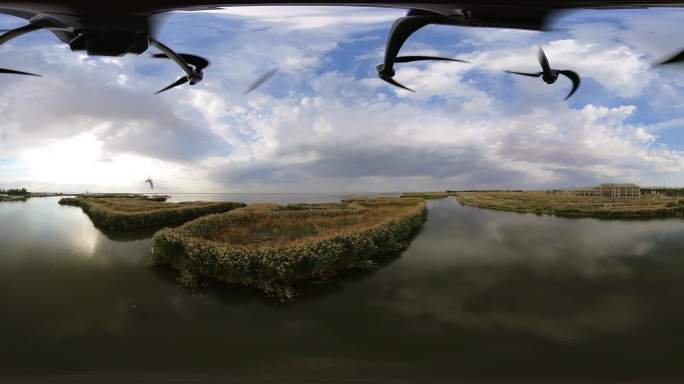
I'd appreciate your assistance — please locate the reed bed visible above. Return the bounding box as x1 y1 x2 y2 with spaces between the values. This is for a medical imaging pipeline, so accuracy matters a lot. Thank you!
152 198 427 301
0 195 28 202
400 192 449 199
58 197 245 230
456 191 684 219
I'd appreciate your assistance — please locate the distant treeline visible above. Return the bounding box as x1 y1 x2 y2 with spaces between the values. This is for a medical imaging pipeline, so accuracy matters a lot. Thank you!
641 187 684 197
0 188 28 196
447 190 525 193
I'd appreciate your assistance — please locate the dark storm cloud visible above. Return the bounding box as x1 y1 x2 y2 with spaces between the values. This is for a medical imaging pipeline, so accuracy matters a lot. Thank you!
210 143 534 188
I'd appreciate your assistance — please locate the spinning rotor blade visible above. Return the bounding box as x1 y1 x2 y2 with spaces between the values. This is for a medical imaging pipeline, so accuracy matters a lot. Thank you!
244 68 278 94
155 76 189 95
0 67 40 76
379 76 414 92
504 70 543 77
395 56 469 63
152 53 210 71
559 70 581 100
0 24 44 78
537 46 553 76
655 49 684 66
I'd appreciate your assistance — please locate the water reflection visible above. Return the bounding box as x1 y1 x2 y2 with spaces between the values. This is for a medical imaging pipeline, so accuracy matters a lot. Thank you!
3 196 684 381
361 201 684 341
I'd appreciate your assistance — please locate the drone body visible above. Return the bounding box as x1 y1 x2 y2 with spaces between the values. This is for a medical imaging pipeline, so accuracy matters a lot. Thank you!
1 1 684 97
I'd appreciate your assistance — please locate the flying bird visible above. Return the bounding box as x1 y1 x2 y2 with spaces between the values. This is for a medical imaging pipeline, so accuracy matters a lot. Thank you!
144 178 154 190
244 68 278 95
504 46 581 100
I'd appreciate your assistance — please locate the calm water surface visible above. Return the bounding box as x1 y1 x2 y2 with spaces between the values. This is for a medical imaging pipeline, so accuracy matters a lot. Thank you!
2 195 684 383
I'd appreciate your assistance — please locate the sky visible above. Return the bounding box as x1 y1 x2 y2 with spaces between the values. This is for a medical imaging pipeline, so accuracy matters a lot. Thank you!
1 6 684 193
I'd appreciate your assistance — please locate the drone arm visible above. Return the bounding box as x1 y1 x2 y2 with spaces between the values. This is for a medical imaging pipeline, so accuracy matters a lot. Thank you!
149 37 195 79
378 15 443 77
0 23 44 46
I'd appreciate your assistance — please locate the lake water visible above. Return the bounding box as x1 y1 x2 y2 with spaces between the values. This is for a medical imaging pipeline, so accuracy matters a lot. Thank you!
3 195 684 383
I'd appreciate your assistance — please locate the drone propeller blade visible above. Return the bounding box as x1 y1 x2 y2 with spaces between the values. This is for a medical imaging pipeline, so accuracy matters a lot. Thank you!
379 75 414 92
655 49 684 66
559 70 581 100
504 70 543 77
244 68 278 95
0 67 40 76
395 55 469 63
152 53 210 71
155 76 189 95
537 46 553 76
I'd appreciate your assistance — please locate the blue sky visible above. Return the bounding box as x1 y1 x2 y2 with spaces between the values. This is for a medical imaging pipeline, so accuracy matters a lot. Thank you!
1 6 684 192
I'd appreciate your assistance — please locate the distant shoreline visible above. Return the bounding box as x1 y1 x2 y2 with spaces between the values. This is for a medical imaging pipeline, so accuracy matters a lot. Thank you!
455 191 684 219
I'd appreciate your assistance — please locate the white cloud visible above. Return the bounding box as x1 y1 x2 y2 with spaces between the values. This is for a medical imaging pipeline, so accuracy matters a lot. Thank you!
200 6 402 30
2 8 684 192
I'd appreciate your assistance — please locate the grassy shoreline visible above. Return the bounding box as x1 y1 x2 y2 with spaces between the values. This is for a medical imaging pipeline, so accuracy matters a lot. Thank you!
59 196 245 231
152 198 427 301
456 191 684 219
400 192 450 199
0 195 28 202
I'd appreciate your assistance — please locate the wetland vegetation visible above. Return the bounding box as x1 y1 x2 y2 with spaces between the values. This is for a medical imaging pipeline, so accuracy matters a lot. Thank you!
456 190 684 218
400 192 450 199
59 196 245 231
152 197 427 301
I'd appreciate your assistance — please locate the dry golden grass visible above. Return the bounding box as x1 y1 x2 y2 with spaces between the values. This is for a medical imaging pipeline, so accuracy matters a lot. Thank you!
152 197 427 301
456 191 684 218
195 198 421 248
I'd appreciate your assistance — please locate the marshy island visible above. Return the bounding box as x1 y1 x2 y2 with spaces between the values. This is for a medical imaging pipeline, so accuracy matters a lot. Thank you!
152 197 427 301
55 195 427 300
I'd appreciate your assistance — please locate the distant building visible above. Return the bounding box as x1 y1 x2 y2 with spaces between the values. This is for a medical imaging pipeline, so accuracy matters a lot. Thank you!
575 187 602 198
575 183 641 198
